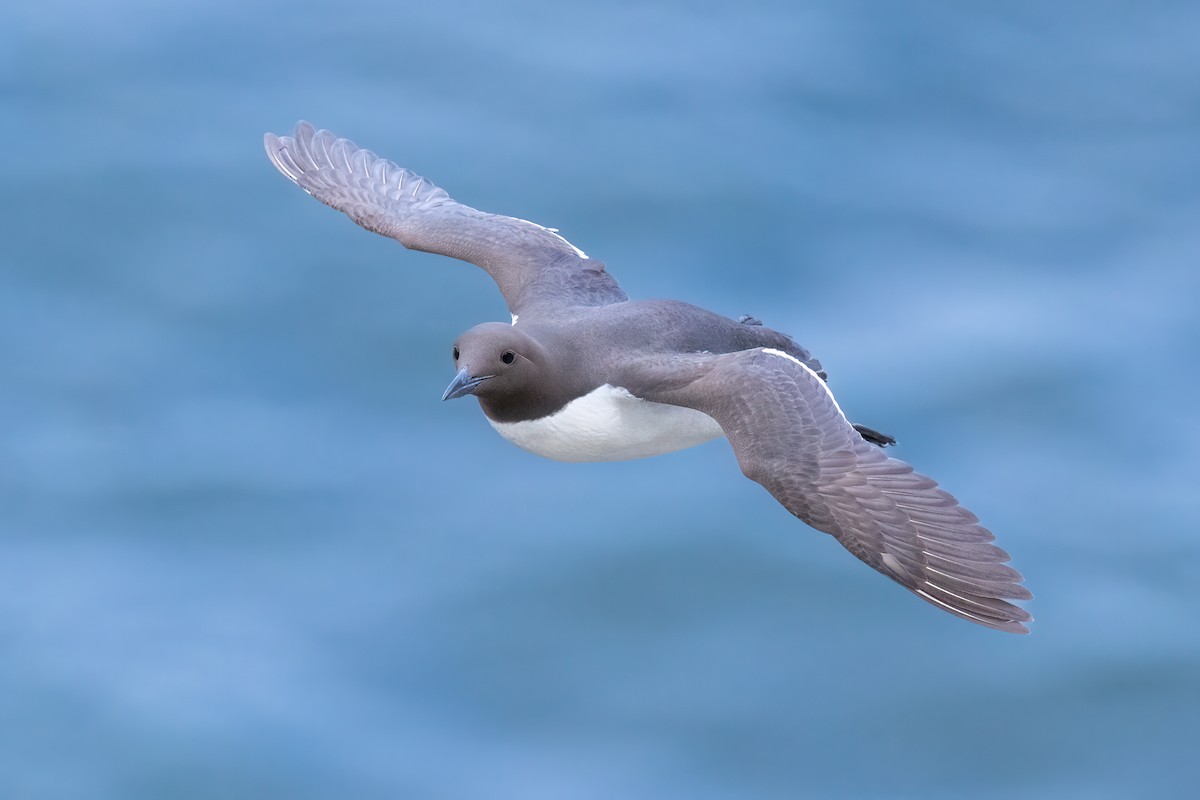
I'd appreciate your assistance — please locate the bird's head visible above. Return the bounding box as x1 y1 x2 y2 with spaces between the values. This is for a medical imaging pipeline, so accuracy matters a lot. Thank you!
442 322 547 406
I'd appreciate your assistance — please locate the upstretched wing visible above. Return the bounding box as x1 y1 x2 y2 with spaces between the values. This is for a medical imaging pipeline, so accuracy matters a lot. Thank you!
264 121 627 314
630 348 1032 633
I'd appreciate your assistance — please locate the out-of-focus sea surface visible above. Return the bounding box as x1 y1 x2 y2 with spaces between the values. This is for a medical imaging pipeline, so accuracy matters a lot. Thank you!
3 1 1198 798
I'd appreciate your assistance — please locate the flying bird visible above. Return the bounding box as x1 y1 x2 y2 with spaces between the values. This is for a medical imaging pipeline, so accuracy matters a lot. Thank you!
264 121 1032 633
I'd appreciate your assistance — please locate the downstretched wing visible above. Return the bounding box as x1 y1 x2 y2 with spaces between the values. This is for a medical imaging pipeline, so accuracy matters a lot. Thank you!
264 121 627 314
630 348 1032 633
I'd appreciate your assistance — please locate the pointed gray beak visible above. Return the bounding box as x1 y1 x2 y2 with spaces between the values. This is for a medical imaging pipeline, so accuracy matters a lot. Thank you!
442 368 493 401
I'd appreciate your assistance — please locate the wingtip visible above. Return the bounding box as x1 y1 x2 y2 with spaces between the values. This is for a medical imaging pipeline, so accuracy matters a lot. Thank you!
912 582 1034 634
264 122 326 183
967 608 1033 635
989 606 1034 634
263 130 299 182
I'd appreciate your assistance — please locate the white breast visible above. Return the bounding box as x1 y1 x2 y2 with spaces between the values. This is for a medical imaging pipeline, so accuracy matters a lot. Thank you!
487 384 724 463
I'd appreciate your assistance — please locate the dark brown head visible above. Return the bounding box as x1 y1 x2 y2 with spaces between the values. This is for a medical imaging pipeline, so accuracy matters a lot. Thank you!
441 323 549 413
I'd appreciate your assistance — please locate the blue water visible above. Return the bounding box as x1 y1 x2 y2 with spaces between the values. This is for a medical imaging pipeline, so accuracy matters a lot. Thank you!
3 1 1198 797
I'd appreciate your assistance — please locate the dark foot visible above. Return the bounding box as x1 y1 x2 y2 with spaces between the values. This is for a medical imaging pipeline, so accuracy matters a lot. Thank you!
737 314 763 326
853 423 896 447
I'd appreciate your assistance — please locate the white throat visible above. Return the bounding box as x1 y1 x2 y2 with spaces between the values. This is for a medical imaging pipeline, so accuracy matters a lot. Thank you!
487 384 724 463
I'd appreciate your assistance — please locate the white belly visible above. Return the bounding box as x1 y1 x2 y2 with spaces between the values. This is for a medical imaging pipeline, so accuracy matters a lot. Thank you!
487 384 724 463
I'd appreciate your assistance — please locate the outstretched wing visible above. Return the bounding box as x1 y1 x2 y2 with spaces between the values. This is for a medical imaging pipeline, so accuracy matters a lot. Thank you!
264 121 627 314
630 348 1032 633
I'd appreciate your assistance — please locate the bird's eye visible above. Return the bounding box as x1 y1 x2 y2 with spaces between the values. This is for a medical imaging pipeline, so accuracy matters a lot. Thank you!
453 346 460 361
501 350 515 364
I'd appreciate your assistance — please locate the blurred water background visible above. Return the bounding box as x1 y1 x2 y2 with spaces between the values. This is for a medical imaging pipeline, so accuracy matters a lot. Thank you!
3 1 1199 798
